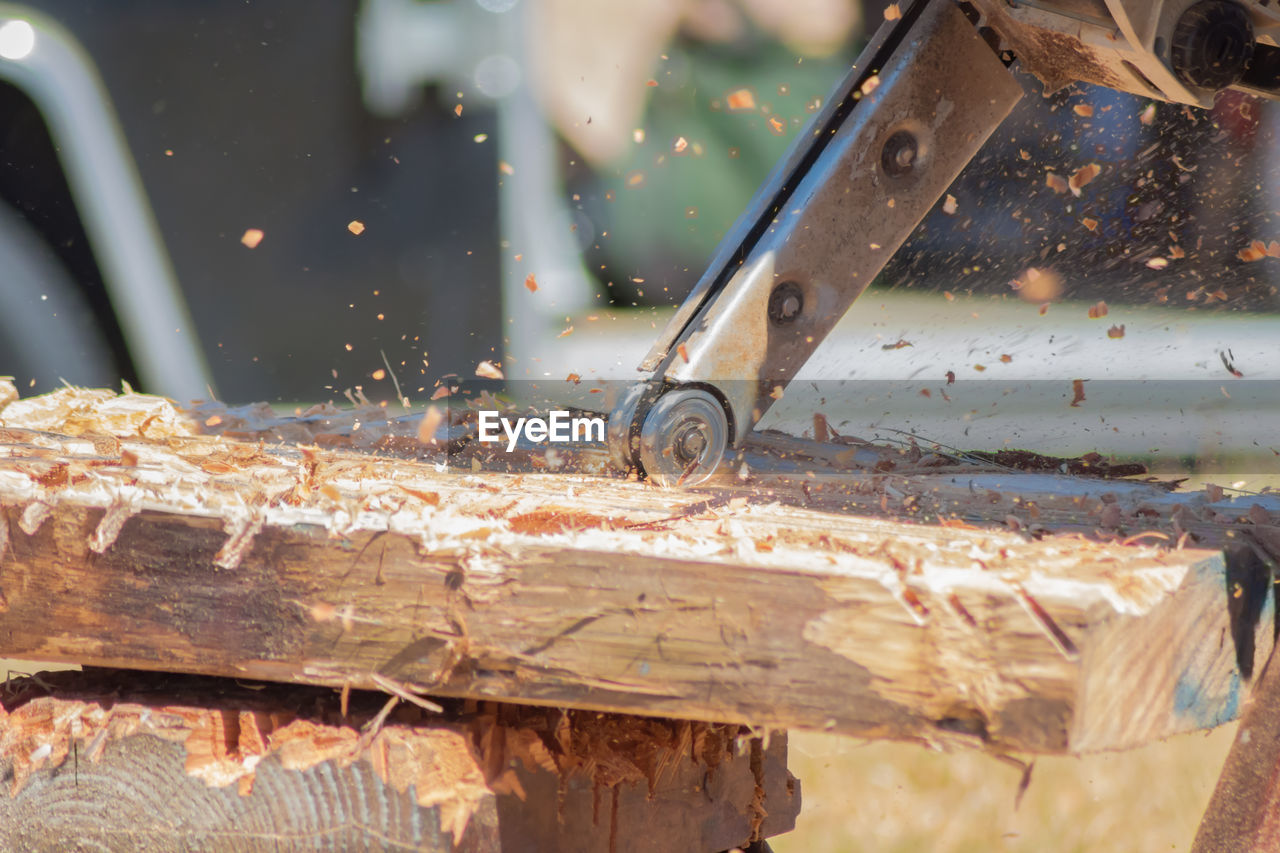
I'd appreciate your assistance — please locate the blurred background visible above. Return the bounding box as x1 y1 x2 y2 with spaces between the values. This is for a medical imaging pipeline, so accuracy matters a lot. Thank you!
0 0 1276 847
0 0 1276 474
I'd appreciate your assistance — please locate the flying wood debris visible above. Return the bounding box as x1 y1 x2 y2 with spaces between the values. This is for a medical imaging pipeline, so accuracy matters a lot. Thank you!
726 88 756 111
1068 164 1101 196
418 406 444 445
1219 350 1244 378
1237 240 1274 262
475 361 504 380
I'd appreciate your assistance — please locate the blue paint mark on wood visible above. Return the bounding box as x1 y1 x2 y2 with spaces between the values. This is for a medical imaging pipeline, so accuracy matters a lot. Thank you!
1175 668 1240 729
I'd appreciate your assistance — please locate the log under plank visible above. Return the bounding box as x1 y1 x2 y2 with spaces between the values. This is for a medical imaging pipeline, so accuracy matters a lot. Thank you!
0 387 1277 755
0 670 795 853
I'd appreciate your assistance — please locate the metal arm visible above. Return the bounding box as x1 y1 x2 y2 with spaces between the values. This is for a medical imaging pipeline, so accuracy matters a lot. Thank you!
611 0 1280 486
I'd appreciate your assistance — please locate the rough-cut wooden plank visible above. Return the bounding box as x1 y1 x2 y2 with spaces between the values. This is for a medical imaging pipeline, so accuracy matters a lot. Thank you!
0 386 1275 755
0 670 795 852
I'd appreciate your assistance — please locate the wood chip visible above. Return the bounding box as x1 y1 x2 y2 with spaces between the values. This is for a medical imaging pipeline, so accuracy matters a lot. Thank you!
418 406 444 445
240 229 264 249
813 413 829 443
1068 164 1101 197
1238 241 1267 262
475 361 504 380
347 220 366 236
726 88 755 111
1070 162 1100 195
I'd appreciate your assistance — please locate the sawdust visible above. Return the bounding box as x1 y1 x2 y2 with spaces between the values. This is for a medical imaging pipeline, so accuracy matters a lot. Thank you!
0 385 196 439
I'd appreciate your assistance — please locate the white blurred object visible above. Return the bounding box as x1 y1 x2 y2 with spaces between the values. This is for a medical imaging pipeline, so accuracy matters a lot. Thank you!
0 19 34 60
0 6 212 399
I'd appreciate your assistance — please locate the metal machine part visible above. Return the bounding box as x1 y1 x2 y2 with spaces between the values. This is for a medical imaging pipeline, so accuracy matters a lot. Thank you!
610 0 1280 485
0 6 212 400
636 388 729 487
975 0 1280 104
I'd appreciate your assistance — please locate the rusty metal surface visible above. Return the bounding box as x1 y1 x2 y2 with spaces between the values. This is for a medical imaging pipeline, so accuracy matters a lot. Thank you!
1193 638 1280 852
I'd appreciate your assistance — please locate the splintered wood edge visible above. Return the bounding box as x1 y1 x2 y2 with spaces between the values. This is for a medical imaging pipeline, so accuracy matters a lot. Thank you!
0 675 796 850
0 414 1272 754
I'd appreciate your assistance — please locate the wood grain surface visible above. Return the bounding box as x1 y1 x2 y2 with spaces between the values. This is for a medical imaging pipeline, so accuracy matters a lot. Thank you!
0 384 1276 755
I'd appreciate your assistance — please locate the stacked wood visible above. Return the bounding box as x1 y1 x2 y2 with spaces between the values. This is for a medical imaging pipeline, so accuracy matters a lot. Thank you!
0 669 795 852
0 382 1276 756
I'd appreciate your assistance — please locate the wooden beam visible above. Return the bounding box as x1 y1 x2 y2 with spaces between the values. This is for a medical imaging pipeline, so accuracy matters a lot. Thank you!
0 386 1276 755
0 669 796 852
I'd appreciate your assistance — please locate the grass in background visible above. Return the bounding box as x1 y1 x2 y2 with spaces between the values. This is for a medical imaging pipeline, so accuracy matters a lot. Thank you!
775 725 1234 852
